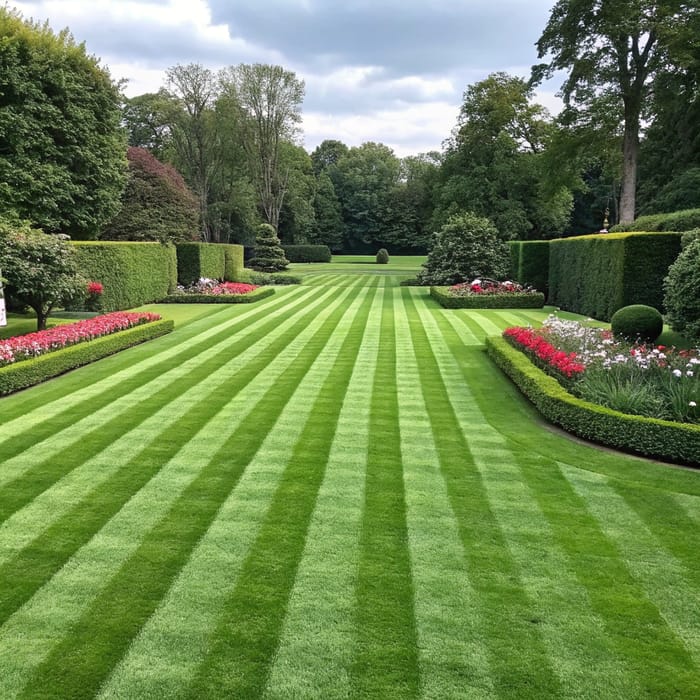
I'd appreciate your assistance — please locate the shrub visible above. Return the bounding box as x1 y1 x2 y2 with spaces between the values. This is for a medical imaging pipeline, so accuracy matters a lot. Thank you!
486 336 700 466
430 286 545 309
418 212 509 285
176 242 226 285
376 248 389 264
282 244 331 263
72 241 177 311
610 207 700 233
160 287 275 304
246 272 301 286
664 236 700 343
249 224 289 273
611 305 664 342
517 241 550 295
223 244 244 282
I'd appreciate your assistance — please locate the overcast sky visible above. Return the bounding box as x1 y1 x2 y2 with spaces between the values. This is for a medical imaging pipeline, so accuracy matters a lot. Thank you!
12 0 563 157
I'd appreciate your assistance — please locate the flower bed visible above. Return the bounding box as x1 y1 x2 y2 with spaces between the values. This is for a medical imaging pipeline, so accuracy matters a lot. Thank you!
431 279 545 309
160 278 275 304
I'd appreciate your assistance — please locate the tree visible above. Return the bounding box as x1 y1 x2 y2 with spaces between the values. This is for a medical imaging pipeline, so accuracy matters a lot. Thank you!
277 143 316 244
311 139 349 176
219 64 305 231
248 223 289 273
101 147 200 243
310 172 343 251
0 222 86 330
0 8 126 238
532 1 697 222
122 90 176 161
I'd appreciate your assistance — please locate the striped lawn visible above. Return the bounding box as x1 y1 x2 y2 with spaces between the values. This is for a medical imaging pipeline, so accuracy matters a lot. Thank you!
0 270 699 699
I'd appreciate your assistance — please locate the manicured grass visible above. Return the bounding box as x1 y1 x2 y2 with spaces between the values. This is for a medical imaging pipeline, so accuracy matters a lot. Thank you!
0 273 699 698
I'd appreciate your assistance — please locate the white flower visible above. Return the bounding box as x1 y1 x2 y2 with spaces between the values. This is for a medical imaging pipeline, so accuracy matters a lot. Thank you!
471 279 481 286
690 401 697 407
673 369 682 378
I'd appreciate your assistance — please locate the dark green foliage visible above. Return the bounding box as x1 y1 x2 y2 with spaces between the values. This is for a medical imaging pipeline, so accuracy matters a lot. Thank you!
176 243 226 285
223 244 244 282
376 248 389 264
430 287 545 309
0 320 173 395
247 272 301 285
517 241 550 295
249 224 289 273
548 232 682 320
611 305 664 342
509 241 522 279
101 148 199 244
0 8 126 238
486 336 700 466
418 213 509 285
72 242 177 311
664 237 700 343
611 208 700 233
160 288 275 304
282 245 331 263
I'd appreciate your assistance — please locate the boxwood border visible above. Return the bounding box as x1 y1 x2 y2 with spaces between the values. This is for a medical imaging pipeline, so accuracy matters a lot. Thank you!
430 286 545 309
159 287 275 304
0 319 174 396
485 335 700 466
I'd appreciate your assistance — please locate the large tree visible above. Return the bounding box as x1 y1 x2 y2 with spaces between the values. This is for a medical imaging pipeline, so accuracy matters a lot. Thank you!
532 1 697 223
219 64 305 231
0 8 126 238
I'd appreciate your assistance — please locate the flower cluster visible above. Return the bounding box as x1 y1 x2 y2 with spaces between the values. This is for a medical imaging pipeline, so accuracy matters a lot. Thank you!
503 326 585 378
0 311 161 368
175 278 258 296
87 281 104 295
450 279 538 296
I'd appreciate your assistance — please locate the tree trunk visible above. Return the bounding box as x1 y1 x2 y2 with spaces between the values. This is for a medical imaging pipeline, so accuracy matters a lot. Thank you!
619 95 641 224
36 308 48 332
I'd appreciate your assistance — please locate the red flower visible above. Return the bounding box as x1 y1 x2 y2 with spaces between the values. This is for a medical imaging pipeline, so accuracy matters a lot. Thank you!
87 281 104 295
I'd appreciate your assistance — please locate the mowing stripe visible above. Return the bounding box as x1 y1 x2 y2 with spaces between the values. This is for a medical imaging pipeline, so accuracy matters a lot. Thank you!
12 284 374 699
394 292 497 699
261 284 384 699
403 289 563 697
350 287 421 700
184 283 378 698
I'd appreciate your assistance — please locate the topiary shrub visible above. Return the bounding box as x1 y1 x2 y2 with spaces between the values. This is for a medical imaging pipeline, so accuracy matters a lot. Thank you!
282 244 331 263
664 237 700 343
248 224 289 273
376 248 389 264
417 212 509 285
611 304 664 342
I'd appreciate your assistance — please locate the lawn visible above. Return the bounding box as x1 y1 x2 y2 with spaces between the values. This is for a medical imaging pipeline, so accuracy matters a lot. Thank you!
0 265 698 698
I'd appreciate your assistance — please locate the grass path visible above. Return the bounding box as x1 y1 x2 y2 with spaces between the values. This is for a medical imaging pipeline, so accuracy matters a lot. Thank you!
0 267 699 698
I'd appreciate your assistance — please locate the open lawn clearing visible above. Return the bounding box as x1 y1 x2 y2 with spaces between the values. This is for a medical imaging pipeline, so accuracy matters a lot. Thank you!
0 268 699 698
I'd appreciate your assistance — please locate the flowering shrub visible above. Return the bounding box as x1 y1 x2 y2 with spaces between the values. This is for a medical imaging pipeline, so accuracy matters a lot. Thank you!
174 278 258 296
85 281 104 312
503 315 700 423
0 311 161 368
450 278 539 297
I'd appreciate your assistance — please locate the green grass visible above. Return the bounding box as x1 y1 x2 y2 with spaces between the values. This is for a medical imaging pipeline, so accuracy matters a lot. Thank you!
0 276 699 698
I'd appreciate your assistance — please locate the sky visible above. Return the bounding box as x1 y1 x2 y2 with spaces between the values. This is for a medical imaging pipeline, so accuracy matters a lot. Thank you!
12 0 564 157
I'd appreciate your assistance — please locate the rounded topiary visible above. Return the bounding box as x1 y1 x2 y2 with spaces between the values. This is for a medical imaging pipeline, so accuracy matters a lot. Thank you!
376 248 389 264
611 304 664 342
248 224 289 273
664 236 700 343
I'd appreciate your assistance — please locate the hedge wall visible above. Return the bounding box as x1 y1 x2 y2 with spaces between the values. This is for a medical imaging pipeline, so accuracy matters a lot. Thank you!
548 232 682 321
517 241 550 295
0 319 173 395
176 243 244 284
160 287 275 304
611 207 700 232
72 242 177 312
430 286 545 309
508 241 521 280
282 244 332 263
486 336 700 466
224 244 244 281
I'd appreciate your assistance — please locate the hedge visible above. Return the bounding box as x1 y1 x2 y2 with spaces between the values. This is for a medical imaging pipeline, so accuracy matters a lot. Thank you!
224 244 244 281
72 242 177 311
611 207 700 232
0 319 173 395
282 244 332 263
548 232 682 321
517 241 550 295
486 336 700 466
159 287 275 304
508 241 521 280
430 286 545 309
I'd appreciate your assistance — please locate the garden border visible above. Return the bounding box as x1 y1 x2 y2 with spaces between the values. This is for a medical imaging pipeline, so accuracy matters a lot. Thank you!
0 319 174 395
159 287 275 304
430 286 545 309
485 335 700 466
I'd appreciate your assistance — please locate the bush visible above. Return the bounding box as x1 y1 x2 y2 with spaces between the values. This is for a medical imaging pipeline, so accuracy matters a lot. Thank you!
664 236 700 343
72 241 177 311
430 286 545 309
517 241 550 295
376 248 389 264
175 243 231 285
610 207 700 233
0 319 173 395
249 224 289 273
223 244 244 282
418 212 509 285
246 272 301 286
611 305 664 342
282 244 331 263
486 336 700 466
160 287 275 304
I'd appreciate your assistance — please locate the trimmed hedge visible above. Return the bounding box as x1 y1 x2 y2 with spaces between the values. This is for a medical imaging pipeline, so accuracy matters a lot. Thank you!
517 241 550 295
548 232 682 321
282 244 332 263
486 336 700 466
71 242 177 312
0 319 173 395
430 286 545 309
611 207 700 232
176 243 223 285
223 244 244 282
159 287 275 304
508 241 521 280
